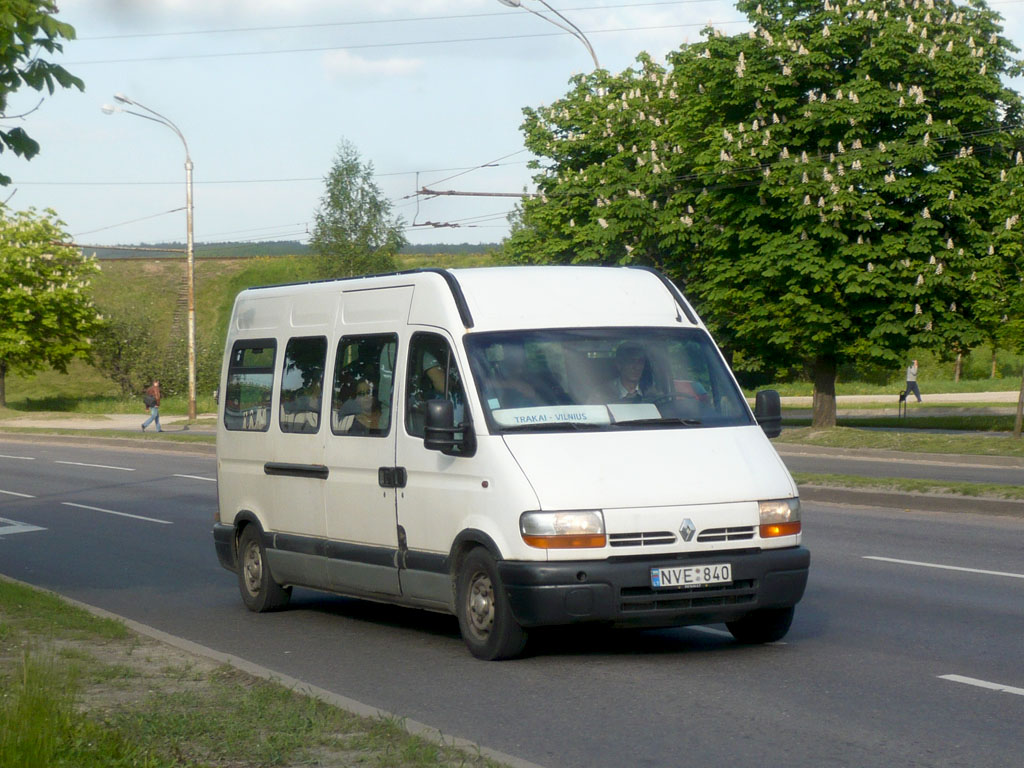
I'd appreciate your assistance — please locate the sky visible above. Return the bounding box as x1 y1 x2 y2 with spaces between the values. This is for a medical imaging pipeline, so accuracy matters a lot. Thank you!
4 0 1024 251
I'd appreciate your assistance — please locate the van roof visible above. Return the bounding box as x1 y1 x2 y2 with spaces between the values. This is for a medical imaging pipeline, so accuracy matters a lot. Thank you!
234 266 700 333
448 266 698 331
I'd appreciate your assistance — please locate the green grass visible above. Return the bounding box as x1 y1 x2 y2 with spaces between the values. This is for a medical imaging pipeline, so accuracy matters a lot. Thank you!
793 472 1024 501
783 413 1016 431
776 426 1024 457
4 253 507 411
0 577 508 768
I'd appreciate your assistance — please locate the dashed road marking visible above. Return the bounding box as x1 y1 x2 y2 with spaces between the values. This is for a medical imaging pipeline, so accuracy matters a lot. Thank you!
61 502 171 525
173 474 216 482
939 675 1024 697
55 460 135 472
0 454 35 460
864 556 1024 580
0 489 36 498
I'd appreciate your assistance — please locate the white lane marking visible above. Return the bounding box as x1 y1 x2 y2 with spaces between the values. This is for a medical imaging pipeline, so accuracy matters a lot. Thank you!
688 626 733 638
0 517 46 536
173 474 216 482
686 625 787 645
55 460 135 472
939 675 1024 697
0 489 36 498
0 454 35 460
864 556 1024 580
61 502 171 525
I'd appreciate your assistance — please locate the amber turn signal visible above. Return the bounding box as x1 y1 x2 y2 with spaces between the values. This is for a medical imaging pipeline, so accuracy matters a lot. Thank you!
759 522 802 538
521 534 607 549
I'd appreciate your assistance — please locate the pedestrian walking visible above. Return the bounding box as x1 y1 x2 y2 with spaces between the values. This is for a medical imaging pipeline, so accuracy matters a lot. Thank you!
142 380 163 432
905 359 922 403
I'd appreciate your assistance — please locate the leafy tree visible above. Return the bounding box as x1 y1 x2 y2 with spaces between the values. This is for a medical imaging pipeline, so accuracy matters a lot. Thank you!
0 0 84 185
986 149 1024 437
506 0 1024 426
89 304 155 396
0 207 101 406
311 139 406 279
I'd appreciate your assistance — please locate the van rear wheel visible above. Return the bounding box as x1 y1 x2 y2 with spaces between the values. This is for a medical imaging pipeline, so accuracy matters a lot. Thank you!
726 606 794 644
237 525 291 612
455 548 527 660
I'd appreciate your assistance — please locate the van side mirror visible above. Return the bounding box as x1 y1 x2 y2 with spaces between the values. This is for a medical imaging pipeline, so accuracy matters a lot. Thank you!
424 400 476 457
753 389 782 439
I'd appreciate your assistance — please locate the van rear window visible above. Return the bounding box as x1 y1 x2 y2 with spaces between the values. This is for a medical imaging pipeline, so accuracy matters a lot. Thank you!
224 339 276 432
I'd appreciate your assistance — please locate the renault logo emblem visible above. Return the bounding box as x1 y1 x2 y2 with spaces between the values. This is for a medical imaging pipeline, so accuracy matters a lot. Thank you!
680 518 696 542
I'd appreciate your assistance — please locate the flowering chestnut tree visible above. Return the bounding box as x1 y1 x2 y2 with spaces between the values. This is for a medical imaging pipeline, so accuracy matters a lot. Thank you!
506 0 1024 426
0 207 101 406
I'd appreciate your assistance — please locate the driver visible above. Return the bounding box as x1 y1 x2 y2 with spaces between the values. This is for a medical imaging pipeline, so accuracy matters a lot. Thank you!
608 342 648 401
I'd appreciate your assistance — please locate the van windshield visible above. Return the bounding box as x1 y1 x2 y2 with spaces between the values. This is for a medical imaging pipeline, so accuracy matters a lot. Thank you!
464 328 754 434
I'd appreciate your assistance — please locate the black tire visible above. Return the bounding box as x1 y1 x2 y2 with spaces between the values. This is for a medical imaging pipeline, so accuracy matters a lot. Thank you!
237 525 291 612
726 606 794 644
455 548 528 660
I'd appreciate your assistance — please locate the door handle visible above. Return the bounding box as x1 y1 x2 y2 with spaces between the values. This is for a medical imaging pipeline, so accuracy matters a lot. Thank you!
378 467 408 488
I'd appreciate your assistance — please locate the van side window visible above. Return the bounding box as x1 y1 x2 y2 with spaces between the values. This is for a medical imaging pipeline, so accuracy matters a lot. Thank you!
224 340 276 432
330 334 397 437
279 336 327 434
405 333 466 437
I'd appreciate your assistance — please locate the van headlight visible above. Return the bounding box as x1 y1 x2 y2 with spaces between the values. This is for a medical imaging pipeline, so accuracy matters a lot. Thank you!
520 510 606 549
759 498 801 538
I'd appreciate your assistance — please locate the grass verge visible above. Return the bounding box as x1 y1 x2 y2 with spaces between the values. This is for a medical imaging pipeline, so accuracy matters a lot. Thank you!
776 426 1024 458
793 473 1024 501
0 578 507 768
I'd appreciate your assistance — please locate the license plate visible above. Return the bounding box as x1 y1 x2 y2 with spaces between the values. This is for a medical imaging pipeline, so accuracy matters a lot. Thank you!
650 563 732 589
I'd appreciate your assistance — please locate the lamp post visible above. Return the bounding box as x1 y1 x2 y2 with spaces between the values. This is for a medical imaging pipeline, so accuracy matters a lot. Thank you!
497 0 600 70
102 95 196 423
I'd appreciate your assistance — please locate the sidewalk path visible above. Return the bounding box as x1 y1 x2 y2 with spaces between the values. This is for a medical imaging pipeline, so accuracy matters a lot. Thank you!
777 390 1020 407
0 413 217 434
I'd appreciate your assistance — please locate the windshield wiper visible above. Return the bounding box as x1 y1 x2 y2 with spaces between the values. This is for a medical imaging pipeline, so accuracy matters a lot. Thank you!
499 421 605 432
612 417 702 428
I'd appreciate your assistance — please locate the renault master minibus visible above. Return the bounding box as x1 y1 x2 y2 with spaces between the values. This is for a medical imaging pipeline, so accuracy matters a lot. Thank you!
213 266 809 659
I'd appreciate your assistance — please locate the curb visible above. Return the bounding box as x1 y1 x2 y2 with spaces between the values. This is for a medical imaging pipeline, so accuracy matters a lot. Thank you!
799 485 1024 518
0 574 547 768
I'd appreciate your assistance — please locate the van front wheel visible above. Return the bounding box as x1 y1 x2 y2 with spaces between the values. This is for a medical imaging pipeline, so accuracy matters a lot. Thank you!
455 549 527 660
237 525 291 612
726 606 794 644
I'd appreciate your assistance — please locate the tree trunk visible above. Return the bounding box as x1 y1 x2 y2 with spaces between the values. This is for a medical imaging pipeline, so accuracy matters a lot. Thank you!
1014 364 1023 440
811 357 837 428
0 361 6 408
953 352 962 382
992 349 998 379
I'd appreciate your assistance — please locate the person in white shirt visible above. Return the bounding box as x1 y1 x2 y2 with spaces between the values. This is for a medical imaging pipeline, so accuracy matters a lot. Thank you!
905 359 922 402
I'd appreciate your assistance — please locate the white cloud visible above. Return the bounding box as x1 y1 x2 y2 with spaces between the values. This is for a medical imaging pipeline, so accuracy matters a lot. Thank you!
322 50 423 79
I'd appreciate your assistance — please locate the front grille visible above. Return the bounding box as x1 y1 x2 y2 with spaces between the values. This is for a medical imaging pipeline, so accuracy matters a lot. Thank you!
609 531 676 547
697 526 755 543
620 579 757 612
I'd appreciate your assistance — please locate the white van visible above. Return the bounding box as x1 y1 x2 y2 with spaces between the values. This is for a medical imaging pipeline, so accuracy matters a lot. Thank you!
213 266 808 659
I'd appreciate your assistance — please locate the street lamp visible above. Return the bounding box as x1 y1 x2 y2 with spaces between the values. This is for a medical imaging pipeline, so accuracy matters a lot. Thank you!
497 0 600 70
101 94 197 423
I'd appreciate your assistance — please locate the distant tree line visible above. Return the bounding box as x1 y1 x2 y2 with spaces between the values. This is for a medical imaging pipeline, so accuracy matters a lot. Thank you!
86 241 498 260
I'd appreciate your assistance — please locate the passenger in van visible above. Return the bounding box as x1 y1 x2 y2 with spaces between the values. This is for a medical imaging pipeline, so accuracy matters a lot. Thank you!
419 348 465 423
492 344 567 408
607 342 651 401
334 371 382 434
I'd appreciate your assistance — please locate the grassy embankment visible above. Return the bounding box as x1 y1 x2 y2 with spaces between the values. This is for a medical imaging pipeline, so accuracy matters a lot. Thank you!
0 577 506 768
2 251 499 416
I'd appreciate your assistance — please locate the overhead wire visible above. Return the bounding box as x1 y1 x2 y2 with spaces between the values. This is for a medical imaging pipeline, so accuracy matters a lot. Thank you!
76 2 742 41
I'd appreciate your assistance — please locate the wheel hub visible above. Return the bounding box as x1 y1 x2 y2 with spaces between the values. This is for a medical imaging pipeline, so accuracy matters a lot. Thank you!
467 573 494 635
243 544 261 594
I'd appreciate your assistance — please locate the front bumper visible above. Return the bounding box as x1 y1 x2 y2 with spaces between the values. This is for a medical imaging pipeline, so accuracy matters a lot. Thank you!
499 546 809 629
213 523 236 571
